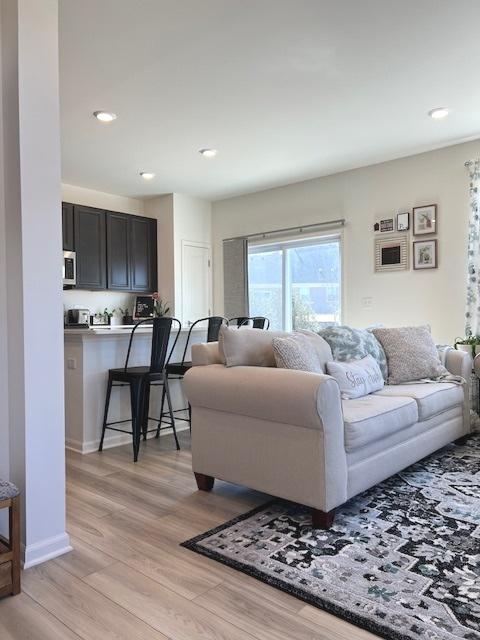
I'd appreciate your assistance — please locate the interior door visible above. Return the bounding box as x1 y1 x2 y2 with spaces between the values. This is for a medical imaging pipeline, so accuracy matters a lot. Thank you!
182 242 211 325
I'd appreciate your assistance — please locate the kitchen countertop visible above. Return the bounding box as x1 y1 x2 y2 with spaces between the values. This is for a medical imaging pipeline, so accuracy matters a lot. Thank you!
64 325 204 337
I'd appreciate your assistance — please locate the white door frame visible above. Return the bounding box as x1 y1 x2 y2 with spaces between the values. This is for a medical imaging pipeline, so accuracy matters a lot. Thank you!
181 240 212 324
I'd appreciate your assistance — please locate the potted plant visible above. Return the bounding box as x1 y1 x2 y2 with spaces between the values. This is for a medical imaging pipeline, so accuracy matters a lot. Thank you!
152 292 170 317
118 307 134 325
454 335 480 357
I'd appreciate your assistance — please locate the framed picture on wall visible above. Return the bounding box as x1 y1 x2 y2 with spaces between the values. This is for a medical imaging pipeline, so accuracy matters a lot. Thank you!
374 235 409 272
396 211 409 231
413 204 437 235
413 239 437 269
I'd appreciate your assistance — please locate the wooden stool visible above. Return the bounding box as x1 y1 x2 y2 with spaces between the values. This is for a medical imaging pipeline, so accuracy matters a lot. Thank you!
0 480 20 597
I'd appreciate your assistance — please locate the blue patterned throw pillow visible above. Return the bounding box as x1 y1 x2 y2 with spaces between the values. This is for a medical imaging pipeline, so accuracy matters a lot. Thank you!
318 325 388 380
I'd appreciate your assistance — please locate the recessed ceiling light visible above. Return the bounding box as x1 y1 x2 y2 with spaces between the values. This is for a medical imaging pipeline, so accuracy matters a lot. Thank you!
93 111 117 122
140 171 155 180
199 148 218 158
428 107 449 120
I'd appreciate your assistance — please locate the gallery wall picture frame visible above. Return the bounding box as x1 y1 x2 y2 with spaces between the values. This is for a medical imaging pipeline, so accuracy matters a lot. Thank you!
373 217 395 233
413 204 437 235
413 239 438 270
396 211 409 231
374 235 409 272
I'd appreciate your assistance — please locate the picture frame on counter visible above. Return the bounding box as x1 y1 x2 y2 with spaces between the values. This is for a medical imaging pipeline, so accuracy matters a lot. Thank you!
413 204 437 235
413 239 437 270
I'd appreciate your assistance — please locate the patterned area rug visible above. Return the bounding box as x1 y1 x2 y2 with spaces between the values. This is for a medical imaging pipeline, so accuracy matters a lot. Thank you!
182 437 480 640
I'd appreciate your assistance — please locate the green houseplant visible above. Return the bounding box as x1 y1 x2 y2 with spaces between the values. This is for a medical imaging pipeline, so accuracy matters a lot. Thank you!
454 334 480 357
118 307 133 325
152 292 170 317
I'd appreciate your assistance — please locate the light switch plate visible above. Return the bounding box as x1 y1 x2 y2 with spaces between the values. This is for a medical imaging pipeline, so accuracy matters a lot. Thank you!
67 358 76 370
361 296 373 310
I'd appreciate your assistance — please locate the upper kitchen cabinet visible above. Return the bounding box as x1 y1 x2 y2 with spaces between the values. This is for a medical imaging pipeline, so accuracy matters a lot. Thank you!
106 211 131 290
62 202 74 251
105 211 157 293
74 205 107 290
63 203 157 292
130 216 157 292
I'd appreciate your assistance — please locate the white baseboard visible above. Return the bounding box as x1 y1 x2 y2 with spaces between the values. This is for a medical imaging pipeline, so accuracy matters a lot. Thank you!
66 424 190 455
23 532 73 569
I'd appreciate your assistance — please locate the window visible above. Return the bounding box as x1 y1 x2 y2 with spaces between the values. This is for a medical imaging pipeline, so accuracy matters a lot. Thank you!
248 235 341 331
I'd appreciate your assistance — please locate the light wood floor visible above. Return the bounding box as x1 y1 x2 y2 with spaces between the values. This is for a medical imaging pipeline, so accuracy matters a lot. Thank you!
0 431 379 640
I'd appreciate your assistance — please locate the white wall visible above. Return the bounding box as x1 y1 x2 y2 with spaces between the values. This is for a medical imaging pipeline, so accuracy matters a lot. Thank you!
1 0 70 566
144 193 175 309
62 183 145 316
212 139 480 344
172 193 212 322
0 2 9 536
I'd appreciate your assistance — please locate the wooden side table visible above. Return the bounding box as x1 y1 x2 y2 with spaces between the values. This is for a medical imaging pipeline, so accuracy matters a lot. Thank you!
0 480 20 597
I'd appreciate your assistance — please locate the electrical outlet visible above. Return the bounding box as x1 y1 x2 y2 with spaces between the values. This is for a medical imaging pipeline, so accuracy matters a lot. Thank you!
67 357 77 370
361 296 373 310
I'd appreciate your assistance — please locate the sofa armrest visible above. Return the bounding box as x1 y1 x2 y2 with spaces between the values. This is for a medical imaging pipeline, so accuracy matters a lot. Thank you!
184 364 347 511
445 349 472 379
183 364 342 431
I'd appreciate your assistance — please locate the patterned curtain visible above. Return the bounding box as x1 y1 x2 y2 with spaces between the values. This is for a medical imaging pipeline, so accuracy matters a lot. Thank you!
466 159 480 336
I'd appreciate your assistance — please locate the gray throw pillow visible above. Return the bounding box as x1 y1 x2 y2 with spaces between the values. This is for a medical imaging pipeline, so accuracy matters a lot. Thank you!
272 333 324 373
372 325 448 384
319 325 388 379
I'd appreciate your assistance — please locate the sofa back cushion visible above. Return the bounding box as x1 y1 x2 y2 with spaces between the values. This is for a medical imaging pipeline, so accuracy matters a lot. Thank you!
326 354 384 399
372 325 448 384
219 326 288 367
272 332 330 373
319 325 388 380
218 326 333 369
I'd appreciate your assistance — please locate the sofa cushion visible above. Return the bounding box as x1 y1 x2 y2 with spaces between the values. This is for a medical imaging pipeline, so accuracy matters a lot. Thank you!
372 325 447 384
342 395 418 452
273 333 324 373
219 326 288 367
374 383 464 421
272 330 333 373
219 326 333 370
319 325 388 379
326 355 384 399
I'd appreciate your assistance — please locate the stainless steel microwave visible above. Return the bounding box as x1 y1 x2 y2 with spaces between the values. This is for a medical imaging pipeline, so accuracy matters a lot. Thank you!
63 250 76 286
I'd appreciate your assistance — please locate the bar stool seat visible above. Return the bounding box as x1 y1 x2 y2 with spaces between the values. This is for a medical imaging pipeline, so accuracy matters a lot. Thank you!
165 361 192 376
0 480 20 500
0 479 20 597
108 367 164 381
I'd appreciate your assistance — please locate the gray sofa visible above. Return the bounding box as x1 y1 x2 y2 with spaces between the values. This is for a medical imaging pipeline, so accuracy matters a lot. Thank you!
183 336 471 528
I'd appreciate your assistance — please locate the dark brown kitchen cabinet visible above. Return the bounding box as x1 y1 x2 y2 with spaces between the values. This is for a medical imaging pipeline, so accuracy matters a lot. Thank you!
63 202 157 292
62 202 74 251
106 211 131 290
105 212 157 293
74 205 107 290
130 216 157 292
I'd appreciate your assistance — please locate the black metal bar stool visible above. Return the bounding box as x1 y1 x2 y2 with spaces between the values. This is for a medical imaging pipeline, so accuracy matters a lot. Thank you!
159 316 227 432
228 316 270 329
99 316 182 462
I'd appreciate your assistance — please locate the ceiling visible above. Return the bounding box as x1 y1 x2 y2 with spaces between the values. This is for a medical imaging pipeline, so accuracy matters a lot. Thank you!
59 0 480 201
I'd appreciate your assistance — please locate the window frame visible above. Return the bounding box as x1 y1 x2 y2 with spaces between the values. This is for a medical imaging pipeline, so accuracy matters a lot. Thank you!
248 231 343 331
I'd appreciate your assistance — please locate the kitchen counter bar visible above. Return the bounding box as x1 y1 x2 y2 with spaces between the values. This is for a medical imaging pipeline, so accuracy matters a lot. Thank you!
64 326 204 453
